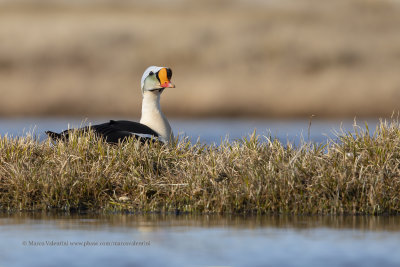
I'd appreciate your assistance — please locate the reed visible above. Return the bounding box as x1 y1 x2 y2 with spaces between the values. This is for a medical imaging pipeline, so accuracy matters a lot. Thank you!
0 120 400 214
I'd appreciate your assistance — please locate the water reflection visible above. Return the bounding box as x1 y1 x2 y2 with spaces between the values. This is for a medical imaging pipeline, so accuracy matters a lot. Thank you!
1 213 399 267
1 213 399 232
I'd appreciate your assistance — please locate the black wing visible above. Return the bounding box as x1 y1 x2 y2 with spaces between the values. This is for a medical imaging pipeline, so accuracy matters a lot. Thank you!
46 120 160 143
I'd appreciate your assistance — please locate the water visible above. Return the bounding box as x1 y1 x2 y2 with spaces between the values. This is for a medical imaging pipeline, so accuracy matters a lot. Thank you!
0 117 381 144
0 214 399 267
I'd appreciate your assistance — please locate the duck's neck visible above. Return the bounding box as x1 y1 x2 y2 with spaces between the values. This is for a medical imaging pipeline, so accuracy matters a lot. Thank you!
140 91 173 142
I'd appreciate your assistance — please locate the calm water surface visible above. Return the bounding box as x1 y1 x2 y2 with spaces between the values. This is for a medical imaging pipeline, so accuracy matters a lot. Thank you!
0 117 381 144
0 214 399 267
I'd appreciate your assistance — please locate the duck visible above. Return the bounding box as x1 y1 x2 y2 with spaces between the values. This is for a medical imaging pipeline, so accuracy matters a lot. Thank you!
45 66 175 143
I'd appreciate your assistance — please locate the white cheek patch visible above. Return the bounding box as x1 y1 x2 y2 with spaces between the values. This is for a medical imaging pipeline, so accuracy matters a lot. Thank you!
141 66 166 90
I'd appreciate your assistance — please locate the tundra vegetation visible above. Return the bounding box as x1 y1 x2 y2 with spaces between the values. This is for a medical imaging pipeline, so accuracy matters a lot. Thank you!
0 120 399 215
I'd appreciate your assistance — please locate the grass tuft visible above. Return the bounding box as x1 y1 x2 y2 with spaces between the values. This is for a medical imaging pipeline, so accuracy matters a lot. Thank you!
1 120 400 214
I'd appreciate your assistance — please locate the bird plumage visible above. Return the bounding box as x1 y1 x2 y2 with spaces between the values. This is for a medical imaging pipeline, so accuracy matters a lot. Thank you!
46 66 175 144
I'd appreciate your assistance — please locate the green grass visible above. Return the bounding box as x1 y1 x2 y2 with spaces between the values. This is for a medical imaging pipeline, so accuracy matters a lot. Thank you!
1 120 400 214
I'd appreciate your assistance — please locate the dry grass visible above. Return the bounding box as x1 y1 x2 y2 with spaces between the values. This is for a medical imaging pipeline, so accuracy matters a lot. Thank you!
1 120 400 214
1 0 400 118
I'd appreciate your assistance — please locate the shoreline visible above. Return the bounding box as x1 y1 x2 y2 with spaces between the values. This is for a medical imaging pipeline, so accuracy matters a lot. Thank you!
0 121 399 214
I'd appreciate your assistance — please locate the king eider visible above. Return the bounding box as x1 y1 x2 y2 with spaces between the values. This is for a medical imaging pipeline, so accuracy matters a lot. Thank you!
45 66 175 143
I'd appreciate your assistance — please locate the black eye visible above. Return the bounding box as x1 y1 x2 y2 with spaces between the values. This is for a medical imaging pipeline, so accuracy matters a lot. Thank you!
149 71 154 76
167 68 172 79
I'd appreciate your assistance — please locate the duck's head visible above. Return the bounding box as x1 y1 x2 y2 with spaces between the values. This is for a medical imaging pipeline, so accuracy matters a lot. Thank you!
141 66 175 94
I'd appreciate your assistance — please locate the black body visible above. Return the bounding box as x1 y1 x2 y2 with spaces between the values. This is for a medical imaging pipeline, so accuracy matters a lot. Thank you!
46 120 160 143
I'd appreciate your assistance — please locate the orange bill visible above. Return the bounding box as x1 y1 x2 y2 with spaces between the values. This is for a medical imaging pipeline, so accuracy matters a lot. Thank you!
158 68 175 88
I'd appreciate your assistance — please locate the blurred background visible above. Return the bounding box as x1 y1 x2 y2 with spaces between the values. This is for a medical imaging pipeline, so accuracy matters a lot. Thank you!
1 0 400 119
2 3 400 265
